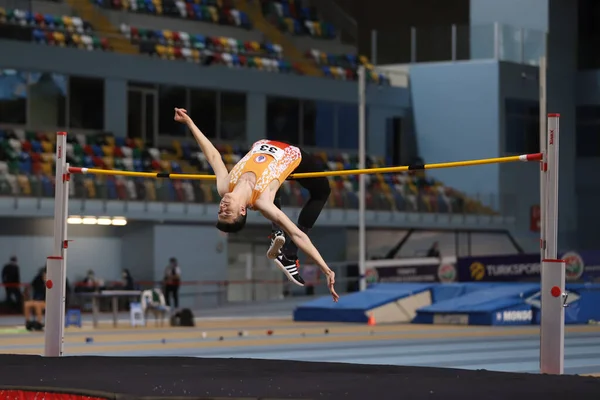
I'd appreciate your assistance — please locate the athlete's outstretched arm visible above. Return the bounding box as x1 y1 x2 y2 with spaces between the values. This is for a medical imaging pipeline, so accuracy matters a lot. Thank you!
256 200 339 302
174 108 229 195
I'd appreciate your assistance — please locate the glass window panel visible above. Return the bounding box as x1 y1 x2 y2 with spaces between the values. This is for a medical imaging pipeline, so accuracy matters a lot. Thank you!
303 100 334 148
220 91 246 141
266 96 300 143
336 103 359 150
28 72 66 128
189 89 217 139
159 85 187 136
69 76 104 130
577 123 600 157
0 70 27 125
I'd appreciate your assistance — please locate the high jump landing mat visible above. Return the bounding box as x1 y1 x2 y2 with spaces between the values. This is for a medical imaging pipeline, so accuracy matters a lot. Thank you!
0 354 599 400
0 319 599 399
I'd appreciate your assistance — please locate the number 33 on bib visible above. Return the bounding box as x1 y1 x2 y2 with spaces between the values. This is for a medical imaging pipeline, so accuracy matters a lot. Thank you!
253 143 285 161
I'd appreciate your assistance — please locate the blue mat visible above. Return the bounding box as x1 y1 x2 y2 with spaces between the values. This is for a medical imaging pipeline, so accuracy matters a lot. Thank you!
421 283 540 313
293 283 435 323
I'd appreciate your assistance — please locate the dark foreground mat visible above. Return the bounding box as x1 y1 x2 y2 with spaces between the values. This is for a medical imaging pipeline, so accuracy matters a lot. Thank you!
0 355 599 399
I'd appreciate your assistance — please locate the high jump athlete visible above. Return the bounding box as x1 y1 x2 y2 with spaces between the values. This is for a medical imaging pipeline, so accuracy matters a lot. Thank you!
174 108 338 302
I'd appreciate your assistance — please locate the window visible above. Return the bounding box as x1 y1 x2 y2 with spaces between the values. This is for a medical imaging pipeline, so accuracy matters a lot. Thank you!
69 76 104 130
0 70 27 124
504 99 539 154
28 72 67 128
336 103 359 150
159 85 187 136
220 91 246 141
189 89 217 138
266 96 300 143
576 105 600 157
302 100 334 148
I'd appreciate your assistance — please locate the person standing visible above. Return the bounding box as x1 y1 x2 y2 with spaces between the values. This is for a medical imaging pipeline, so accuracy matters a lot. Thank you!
2 256 22 312
164 258 181 308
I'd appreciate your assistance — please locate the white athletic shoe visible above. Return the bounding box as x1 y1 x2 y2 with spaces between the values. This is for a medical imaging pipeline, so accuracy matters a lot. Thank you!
267 230 286 259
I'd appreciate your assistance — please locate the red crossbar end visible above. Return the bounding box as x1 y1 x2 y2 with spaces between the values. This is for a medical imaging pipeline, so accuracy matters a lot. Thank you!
526 153 543 161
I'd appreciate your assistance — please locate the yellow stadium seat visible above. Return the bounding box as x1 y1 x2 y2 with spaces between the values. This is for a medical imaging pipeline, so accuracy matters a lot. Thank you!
163 30 173 44
166 46 175 60
160 160 171 171
41 141 53 153
53 32 66 46
155 44 167 58
171 141 182 158
319 52 328 64
219 37 229 49
133 138 144 149
105 136 115 146
84 179 96 198
102 145 113 157
201 184 213 203
71 34 83 49
285 18 294 33
250 41 260 52
313 23 322 37
208 6 218 22
17 175 31 195
144 180 156 201
103 156 114 169
63 16 73 31
191 49 201 63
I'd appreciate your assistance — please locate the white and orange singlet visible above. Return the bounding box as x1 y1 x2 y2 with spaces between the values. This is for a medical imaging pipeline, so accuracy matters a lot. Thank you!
228 140 302 206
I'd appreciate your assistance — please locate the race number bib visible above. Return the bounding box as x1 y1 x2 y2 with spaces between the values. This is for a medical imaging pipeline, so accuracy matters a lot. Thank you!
252 142 285 161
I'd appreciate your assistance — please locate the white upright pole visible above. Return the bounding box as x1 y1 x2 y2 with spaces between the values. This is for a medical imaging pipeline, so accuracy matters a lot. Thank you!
45 132 68 357
357 66 367 292
539 56 547 260
540 114 564 374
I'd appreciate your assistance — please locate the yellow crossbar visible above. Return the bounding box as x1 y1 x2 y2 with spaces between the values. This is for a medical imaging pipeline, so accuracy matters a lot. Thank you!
68 153 542 180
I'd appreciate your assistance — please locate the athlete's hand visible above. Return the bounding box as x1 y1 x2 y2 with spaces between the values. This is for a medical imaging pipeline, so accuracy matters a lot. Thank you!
174 108 191 124
326 270 339 302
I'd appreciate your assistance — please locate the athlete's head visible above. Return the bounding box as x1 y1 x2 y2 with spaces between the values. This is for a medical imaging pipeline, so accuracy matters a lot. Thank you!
215 192 247 233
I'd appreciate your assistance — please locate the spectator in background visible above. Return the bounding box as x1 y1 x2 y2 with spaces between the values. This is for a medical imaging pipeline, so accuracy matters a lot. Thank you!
24 267 47 331
164 258 181 308
122 269 135 290
75 269 104 294
2 256 22 312
427 242 441 258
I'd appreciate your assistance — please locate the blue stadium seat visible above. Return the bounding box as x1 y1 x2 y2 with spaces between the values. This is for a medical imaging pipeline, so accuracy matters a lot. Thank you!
106 178 117 199
82 155 93 168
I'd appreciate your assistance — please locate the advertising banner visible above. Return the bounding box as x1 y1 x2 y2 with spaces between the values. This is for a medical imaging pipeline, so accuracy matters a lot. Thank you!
457 250 600 283
456 254 540 282
367 250 600 285
368 259 457 283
